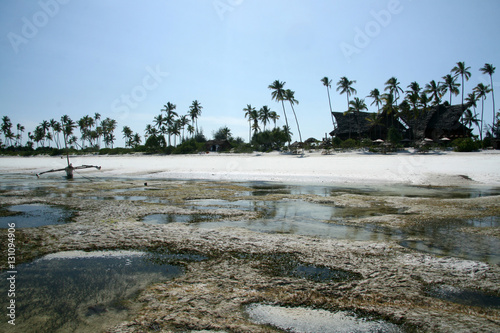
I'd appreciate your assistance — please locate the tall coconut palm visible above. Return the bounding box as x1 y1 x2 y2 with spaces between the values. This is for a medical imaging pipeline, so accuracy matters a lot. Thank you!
268 80 291 147
16 123 25 147
122 126 134 147
321 77 335 129
473 83 492 142
259 105 272 131
367 88 382 113
480 63 496 129
60 115 76 152
347 97 368 139
441 74 460 105
366 112 383 139
284 89 303 145
161 102 178 146
179 115 189 142
243 104 256 142
384 77 404 106
452 62 471 111
336 76 357 111
250 109 260 137
425 80 444 106
189 100 203 135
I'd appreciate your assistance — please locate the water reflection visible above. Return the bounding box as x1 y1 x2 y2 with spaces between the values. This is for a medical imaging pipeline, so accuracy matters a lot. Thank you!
0 250 197 333
0 204 74 228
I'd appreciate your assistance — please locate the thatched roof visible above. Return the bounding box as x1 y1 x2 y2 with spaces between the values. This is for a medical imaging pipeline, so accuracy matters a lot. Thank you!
399 104 470 139
330 111 373 137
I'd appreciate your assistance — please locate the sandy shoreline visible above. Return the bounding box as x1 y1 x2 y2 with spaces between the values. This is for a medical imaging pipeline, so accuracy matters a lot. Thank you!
1 150 500 186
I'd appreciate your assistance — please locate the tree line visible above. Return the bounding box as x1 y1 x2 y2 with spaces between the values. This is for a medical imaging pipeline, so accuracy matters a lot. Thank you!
1 62 497 154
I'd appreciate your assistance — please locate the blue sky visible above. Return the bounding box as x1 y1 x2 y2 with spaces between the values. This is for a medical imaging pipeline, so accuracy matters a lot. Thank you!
1 0 499 147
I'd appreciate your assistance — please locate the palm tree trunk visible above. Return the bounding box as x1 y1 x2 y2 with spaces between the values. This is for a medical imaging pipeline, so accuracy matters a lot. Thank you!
326 87 334 128
280 100 290 148
490 75 496 129
480 98 485 143
289 103 303 152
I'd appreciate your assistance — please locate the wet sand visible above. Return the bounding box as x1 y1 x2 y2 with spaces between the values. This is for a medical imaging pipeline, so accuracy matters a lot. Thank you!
1 174 499 332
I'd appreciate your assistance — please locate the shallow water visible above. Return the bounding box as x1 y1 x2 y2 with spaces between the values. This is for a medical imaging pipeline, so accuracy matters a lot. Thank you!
0 204 74 228
425 284 500 308
0 249 203 333
246 304 403 333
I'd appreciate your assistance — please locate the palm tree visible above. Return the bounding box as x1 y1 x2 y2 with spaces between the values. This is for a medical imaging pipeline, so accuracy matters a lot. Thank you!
284 89 303 145
250 109 260 138
16 123 25 147
1 116 14 147
243 104 256 142
425 80 444 106
452 62 471 111
259 105 272 131
367 88 382 113
480 63 496 129
336 76 357 111
101 117 117 148
189 100 202 135
122 126 133 147
441 74 460 105
187 124 195 139
161 102 178 146
473 83 492 142
406 81 421 96
321 77 335 129
463 109 480 134
179 115 189 142
366 112 383 139
384 77 403 106
268 80 290 147
381 93 397 128
347 97 368 138
269 111 280 128
132 133 142 148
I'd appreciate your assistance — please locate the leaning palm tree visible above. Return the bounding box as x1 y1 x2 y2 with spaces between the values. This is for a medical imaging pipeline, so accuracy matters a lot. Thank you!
268 80 291 147
336 76 357 111
441 74 460 105
243 104 256 142
284 89 303 146
259 105 272 131
473 83 492 142
347 97 368 139
425 80 444 106
480 63 496 129
321 77 335 129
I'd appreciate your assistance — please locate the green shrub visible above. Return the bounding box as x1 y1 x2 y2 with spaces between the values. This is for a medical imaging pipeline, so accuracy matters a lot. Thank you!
340 138 357 149
453 138 479 152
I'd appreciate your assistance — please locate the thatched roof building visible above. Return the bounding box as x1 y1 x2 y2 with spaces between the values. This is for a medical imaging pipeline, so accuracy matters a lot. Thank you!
399 104 471 141
329 104 471 142
330 110 407 140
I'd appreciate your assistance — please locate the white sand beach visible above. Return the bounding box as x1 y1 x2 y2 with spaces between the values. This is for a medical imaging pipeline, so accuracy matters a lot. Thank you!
1 150 499 186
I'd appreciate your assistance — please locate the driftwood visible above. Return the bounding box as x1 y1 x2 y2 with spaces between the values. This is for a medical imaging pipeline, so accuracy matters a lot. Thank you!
36 155 101 179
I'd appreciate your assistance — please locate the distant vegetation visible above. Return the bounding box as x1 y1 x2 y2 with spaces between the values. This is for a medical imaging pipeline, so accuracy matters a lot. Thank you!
1 62 498 155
